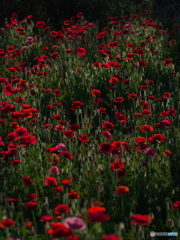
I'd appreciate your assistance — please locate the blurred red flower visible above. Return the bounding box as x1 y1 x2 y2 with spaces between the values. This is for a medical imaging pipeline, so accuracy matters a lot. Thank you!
108 41 120 48
47 223 72 238
173 201 180 210
91 89 101 97
35 21 46 28
63 130 75 138
102 234 122 240
163 58 173 65
99 143 112 154
0 219 15 228
71 101 84 110
68 192 80 199
55 204 70 214
44 177 58 187
76 47 87 57
102 122 115 130
23 176 33 186
131 214 153 225
26 202 38 210
78 134 90 142
140 125 154 132
26 193 38 201
88 206 110 222
135 61 148 67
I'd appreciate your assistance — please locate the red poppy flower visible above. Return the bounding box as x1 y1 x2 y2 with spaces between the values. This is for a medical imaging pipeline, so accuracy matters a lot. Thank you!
88 206 110 222
61 179 73 188
105 62 118 68
163 151 173 156
109 77 120 84
41 215 53 223
163 58 173 65
13 96 25 103
54 125 65 131
44 177 58 187
3 84 17 95
135 61 148 67
0 219 15 228
47 223 72 238
147 134 165 144
54 186 65 193
140 125 154 132
161 120 172 127
127 43 134 48
26 193 38 201
173 201 180 210
35 21 46 28
102 234 122 240
108 41 120 48
98 108 106 113
8 198 18 205
163 92 172 98
26 202 38 210
52 114 62 120
20 134 37 146
91 89 101 97
66 49 73 54
99 143 112 154
23 176 33 186
76 47 87 57
69 124 81 131
102 122 115 130
78 134 90 142
125 53 134 60
131 214 153 225
110 162 125 171
131 14 139 18
71 101 84 110
142 110 151 116
93 62 102 68
68 192 80 199
128 94 138 99
55 204 70 214
63 130 75 138
102 131 113 140
115 186 129 195
94 98 104 104
51 52 59 59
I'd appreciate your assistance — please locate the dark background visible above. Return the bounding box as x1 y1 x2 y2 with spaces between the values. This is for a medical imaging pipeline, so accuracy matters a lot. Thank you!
1 0 180 29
